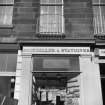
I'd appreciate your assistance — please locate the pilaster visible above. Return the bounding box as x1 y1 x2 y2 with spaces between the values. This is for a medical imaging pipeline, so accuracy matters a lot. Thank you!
14 50 22 99
17 52 32 105
79 55 103 105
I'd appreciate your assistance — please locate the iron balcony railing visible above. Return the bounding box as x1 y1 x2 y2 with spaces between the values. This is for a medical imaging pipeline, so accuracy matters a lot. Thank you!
36 15 65 38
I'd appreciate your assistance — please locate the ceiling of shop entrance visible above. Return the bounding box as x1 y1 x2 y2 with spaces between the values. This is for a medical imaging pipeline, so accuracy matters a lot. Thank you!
33 72 80 88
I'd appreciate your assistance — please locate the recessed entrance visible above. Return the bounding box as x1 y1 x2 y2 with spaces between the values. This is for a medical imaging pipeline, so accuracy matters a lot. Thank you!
32 55 80 105
32 72 80 105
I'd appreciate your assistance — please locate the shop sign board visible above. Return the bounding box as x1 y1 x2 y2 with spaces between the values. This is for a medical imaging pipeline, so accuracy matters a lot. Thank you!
23 47 91 55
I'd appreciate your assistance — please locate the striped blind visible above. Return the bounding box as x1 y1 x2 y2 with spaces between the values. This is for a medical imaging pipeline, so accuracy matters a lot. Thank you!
0 0 14 27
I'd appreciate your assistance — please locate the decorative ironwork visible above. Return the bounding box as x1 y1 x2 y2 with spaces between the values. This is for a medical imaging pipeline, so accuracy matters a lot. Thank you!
94 34 105 40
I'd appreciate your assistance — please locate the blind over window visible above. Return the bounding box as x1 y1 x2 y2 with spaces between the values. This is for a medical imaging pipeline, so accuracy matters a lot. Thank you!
39 0 64 34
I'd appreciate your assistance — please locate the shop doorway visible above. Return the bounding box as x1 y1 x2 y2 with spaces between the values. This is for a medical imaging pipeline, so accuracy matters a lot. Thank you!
32 55 80 105
32 72 80 105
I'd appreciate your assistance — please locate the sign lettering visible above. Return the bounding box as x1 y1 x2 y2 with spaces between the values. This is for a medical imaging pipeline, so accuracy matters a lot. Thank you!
23 47 91 55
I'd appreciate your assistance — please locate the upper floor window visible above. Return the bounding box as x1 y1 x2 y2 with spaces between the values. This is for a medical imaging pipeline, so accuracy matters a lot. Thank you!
92 0 105 34
39 0 65 34
0 0 14 27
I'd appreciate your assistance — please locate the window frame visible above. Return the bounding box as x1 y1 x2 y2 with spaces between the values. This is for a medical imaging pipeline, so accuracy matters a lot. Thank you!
39 0 65 34
92 0 105 34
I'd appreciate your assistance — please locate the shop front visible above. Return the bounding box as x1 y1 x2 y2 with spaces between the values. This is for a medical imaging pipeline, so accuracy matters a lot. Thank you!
14 46 103 105
32 54 80 105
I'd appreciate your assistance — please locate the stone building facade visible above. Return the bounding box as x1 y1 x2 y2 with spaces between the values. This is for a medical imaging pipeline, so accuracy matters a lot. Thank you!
0 0 105 105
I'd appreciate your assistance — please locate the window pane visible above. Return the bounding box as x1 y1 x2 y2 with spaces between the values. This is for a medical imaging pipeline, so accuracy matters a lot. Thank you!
40 15 47 32
101 6 105 15
0 6 13 26
43 59 70 68
101 0 105 4
56 0 63 4
0 0 14 4
93 6 105 34
41 6 48 14
49 6 55 14
93 6 100 15
40 0 62 4
92 0 99 4
0 76 16 99
40 0 48 4
0 53 17 72
48 0 56 4
92 0 105 4
7 54 17 72
56 6 62 15
0 54 6 71
0 77 12 96
100 6 105 33
40 0 56 4
41 6 58 15
40 6 63 34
